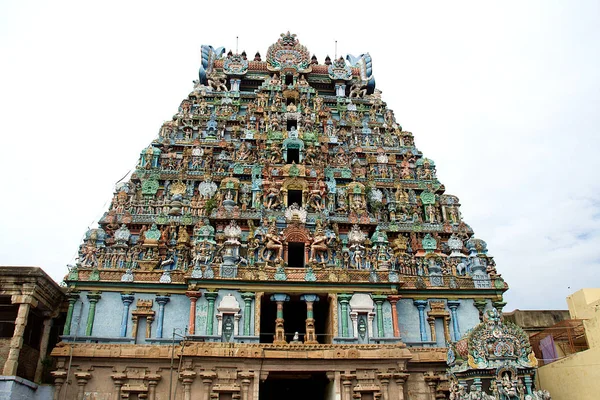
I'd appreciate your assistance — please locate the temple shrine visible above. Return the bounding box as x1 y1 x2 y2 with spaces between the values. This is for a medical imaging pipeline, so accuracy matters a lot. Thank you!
49 32 550 400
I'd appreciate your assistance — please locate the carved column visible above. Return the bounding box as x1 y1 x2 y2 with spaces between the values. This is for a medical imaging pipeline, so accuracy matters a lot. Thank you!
200 371 217 400
205 291 219 336
473 300 487 322
413 300 428 342
372 294 388 338
75 372 92 400
239 371 253 400
241 292 255 336
155 295 170 339
85 292 102 336
3 295 35 376
447 301 461 341
51 370 68 400
63 292 80 335
180 370 197 400
393 372 409 400
120 294 135 337
424 374 439 400
271 294 289 344
186 291 202 335
378 373 392 400
387 295 401 338
492 300 507 313
427 316 436 342
301 294 319 344
111 373 127 400
342 374 354 400
146 374 161 400
338 294 352 337
34 314 53 382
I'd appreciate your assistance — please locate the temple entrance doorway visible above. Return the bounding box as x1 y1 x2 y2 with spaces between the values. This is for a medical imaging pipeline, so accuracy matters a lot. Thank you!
259 372 329 400
259 294 330 343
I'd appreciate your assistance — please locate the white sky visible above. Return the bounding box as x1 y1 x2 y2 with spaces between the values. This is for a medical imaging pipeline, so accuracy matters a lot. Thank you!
1 0 599 310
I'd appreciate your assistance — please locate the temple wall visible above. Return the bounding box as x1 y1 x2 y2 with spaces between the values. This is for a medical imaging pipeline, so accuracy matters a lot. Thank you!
397 299 421 343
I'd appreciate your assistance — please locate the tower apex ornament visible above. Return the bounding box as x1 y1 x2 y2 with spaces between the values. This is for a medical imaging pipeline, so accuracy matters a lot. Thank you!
266 32 311 73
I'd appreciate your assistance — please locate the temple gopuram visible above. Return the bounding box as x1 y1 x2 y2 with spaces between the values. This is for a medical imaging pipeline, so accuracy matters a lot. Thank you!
51 32 536 400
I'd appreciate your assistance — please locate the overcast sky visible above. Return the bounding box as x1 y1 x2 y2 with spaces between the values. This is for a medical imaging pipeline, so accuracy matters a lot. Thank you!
1 1 598 310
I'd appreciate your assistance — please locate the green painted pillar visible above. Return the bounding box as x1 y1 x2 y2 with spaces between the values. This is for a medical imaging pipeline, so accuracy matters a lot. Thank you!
85 292 101 336
63 292 80 335
372 295 388 338
204 292 218 336
338 294 353 338
241 293 255 336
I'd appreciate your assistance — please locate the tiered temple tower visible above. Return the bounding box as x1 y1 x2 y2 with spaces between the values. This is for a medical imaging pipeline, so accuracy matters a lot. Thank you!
52 33 511 400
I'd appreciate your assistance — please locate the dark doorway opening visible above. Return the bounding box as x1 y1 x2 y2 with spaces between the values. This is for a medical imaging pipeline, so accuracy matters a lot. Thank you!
288 189 302 206
286 119 298 131
286 147 299 164
260 372 328 400
285 74 294 86
259 295 329 344
288 243 304 268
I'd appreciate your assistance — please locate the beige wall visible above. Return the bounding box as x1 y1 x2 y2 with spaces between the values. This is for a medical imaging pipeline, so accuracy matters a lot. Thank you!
537 346 600 400
537 288 600 399
566 288 600 320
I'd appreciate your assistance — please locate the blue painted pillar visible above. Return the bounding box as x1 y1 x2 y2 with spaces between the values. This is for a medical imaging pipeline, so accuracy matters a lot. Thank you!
447 300 461 341
414 300 429 341
120 294 135 337
155 295 170 339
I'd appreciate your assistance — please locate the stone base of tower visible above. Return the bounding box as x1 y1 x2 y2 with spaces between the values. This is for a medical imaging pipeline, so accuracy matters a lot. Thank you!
50 342 448 400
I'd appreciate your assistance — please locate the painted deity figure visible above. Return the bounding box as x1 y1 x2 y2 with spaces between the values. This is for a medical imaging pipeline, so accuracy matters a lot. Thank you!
309 226 329 263
264 224 283 262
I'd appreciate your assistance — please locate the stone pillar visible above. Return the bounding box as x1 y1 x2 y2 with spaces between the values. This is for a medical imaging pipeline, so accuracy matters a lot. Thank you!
447 300 461 341
473 300 487 322
51 370 68 400
34 314 53 383
301 294 319 344
186 291 202 335
85 292 102 336
63 292 80 335
155 295 170 339
241 292 255 336
270 294 290 344
338 294 352 337
75 372 92 400
111 373 127 400
378 373 392 400
120 294 135 337
205 291 219 336
394 372 409 400
523 374 533 395
342 374 354 400
424 374 438 400
372 294 388 338
180 370 197 400
387 295 401 338
492 300 507 313
413 300 428 342
200 371 217 400
146 374 161 400
239 371 253 400
3 295 35 376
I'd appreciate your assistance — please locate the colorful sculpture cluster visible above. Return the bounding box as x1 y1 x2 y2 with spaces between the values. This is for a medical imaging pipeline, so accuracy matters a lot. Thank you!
70 31 505 291
447 309 551 400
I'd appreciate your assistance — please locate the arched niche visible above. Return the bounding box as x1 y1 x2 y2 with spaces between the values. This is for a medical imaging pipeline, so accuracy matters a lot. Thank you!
216 294 241 342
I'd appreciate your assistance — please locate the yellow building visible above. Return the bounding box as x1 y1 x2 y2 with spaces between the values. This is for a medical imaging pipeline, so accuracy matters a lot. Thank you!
535 289 600 400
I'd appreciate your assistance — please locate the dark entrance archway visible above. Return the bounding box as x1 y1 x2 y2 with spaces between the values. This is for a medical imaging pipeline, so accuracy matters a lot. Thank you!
259 372 328 400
